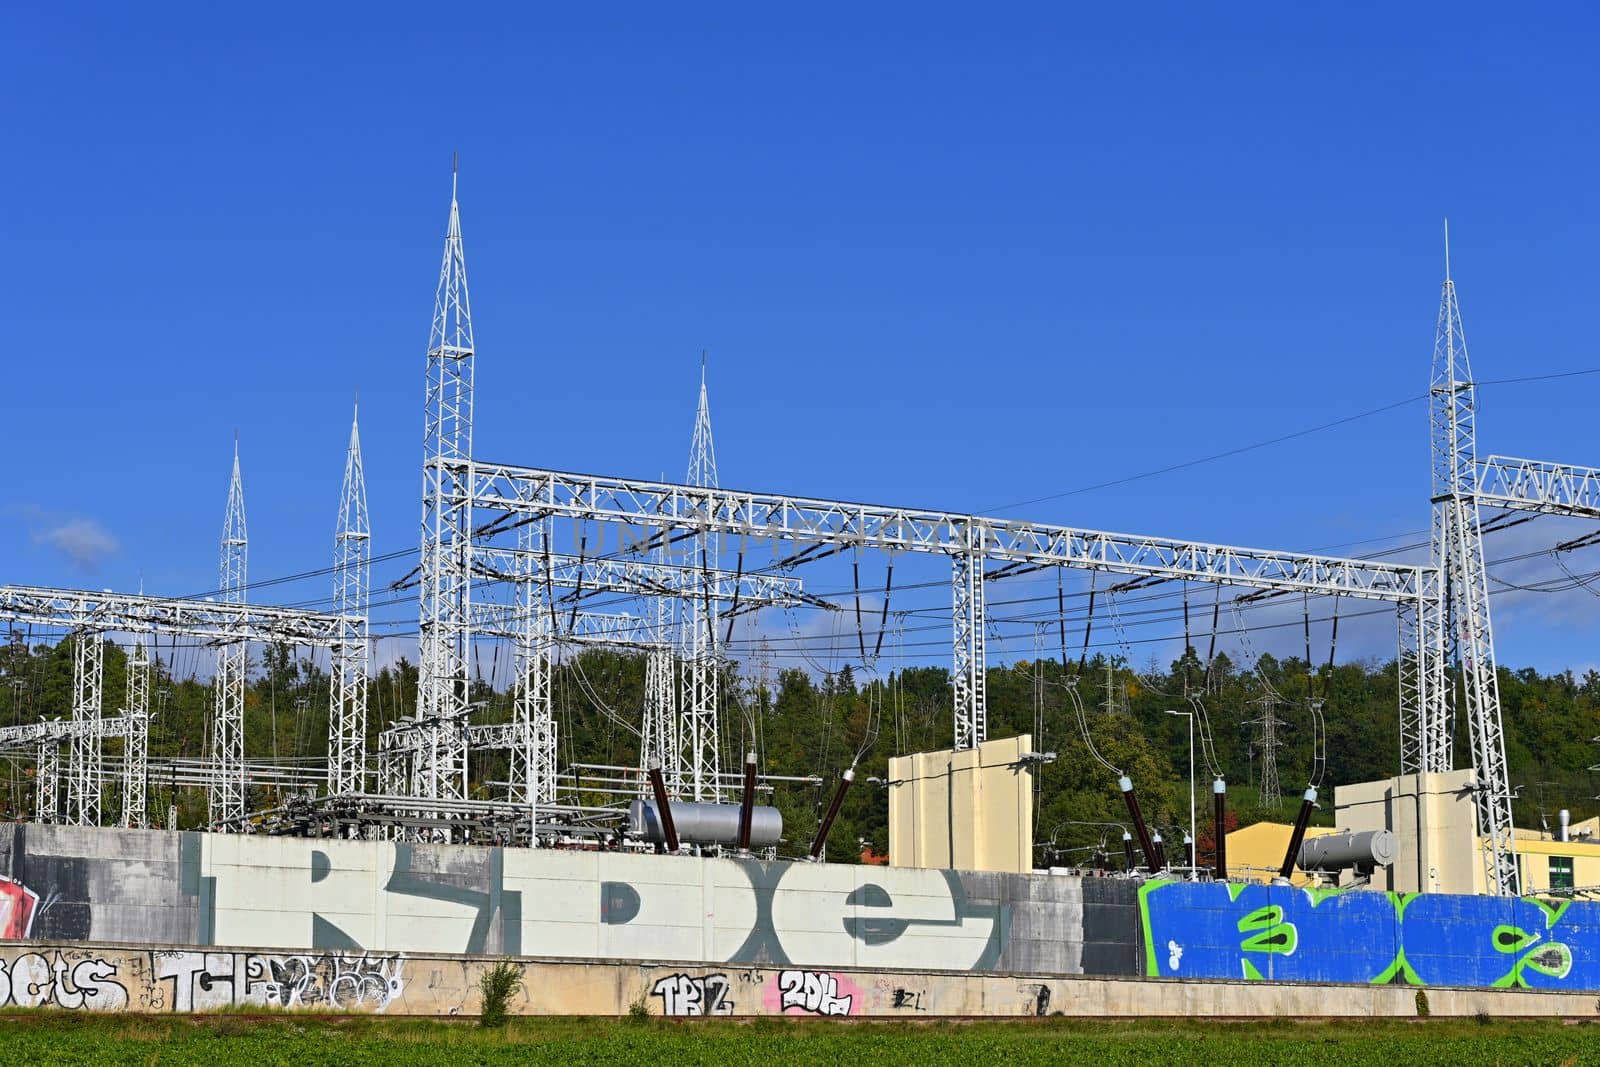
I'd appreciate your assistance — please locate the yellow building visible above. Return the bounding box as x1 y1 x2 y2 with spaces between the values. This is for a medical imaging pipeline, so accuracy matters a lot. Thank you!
1507 816 1600 895
1222 821 1340 886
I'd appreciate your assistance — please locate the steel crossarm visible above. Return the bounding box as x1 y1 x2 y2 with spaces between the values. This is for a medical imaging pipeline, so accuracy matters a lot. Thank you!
465 722 521 749
0 715 133 747
1476 455 1600 520
471 547 816 607
0 585 355 644
467 604 656 646
452 463 1427 602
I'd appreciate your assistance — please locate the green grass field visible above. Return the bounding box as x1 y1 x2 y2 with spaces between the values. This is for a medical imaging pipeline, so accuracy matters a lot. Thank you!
0 1014 1592 1066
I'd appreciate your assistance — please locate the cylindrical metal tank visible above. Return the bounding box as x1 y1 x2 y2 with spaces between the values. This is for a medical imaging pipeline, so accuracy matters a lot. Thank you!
1297 828 1398 872
630 799 783 848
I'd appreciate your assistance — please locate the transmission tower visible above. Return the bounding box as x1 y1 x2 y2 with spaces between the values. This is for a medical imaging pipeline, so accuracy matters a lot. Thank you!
210 440 248 827
331 401 371 795
1427 224 1518 895
417 162 475 808
66 629 103 825
122 638 151 828
1247 694 1283 807
681 356 721 801
511 517 554 813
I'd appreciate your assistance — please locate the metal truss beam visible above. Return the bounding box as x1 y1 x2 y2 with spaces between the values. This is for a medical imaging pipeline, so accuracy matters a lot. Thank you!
451 463 1428 603
472 547 815 606
1476 455 1600 520
0 587 354 644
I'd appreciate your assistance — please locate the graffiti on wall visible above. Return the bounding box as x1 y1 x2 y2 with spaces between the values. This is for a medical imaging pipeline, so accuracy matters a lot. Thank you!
1140 880 1600 990
145 950 407 1012
765 970 860 1016
651 973 734 1016
0 877 41 939
0 949 128 1009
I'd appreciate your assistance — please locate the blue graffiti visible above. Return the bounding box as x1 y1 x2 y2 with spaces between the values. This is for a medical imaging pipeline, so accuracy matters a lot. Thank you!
1139 881 1600 990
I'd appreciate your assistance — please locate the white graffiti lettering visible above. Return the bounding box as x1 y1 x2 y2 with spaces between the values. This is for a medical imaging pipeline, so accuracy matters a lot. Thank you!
777 970 852 1016
0 951 129 1010
152 951 406 1013
651 973 733 1016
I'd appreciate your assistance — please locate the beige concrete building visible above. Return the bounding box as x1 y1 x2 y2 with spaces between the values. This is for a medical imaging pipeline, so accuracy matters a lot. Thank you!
887 733 1035 872
1335 768 1600 895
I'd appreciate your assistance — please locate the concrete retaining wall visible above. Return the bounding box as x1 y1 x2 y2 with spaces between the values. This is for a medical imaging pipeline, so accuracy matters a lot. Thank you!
3 824 1600 1001
0 942 1595 1018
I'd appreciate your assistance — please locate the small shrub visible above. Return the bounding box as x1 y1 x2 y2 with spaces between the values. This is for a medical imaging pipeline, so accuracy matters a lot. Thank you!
478 961 523 1028
1414 989 1430 1018
627 994 651 1021
1475 1010 1492 1026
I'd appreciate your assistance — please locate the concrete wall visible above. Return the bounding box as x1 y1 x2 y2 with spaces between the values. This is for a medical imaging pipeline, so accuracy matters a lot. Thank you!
0 824 1138 976
0 942 1595 1018
4 824 1600 999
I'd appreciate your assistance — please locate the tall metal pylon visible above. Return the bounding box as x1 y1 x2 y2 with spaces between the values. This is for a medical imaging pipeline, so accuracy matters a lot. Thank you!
417 161 475 808
1426 223 1518 895
122 638 151 828
511 516 554 817
210 440 248 828
1247 693 1283 807
331 401 371 795
681 356 722 801
66 628 104 825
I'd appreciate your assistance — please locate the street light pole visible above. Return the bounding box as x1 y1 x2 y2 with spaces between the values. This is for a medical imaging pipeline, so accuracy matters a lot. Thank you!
1165 709 1195 877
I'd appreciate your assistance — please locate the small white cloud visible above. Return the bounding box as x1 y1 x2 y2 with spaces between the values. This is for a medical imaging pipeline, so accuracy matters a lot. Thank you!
33 517 120 572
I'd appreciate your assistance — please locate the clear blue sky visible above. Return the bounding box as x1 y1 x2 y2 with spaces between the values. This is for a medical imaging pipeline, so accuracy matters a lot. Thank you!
4 5 1598 674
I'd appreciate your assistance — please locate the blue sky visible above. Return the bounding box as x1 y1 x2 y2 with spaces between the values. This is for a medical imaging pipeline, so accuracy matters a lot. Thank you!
4 5 1599 675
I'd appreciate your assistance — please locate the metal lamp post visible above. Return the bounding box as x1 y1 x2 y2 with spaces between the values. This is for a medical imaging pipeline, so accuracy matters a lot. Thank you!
1165 709 1195 878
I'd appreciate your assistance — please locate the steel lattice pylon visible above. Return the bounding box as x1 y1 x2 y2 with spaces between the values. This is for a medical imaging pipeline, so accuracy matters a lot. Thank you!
417 166 475 811
1427 230 1518 895
332 403 371 795
66 630 104 825
210 444 249 828
951 539 987 751
681 359 722 801
510 518 554 812
123 639 151 828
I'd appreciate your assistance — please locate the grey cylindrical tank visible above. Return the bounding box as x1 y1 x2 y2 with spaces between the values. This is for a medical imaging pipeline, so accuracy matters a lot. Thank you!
1298 829 1398 871
630 799 783 848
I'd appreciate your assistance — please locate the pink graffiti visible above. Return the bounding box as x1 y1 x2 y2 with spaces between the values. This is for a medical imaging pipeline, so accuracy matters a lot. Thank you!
762 970 862 1016
0 878 40 940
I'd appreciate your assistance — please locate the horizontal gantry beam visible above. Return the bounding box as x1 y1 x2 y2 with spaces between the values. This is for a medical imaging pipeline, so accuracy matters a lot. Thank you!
1476 455 1600 520
466 604 658 647
0 714 136 746
0 585 357 644
447 462 1428 603
471 548 820 607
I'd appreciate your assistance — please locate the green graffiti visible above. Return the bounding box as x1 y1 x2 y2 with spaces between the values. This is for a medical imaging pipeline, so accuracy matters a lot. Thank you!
1238 905 1298 955
1490 924 1574 987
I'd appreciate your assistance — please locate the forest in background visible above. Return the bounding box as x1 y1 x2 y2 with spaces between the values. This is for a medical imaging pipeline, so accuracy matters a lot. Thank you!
1 635 1597 866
